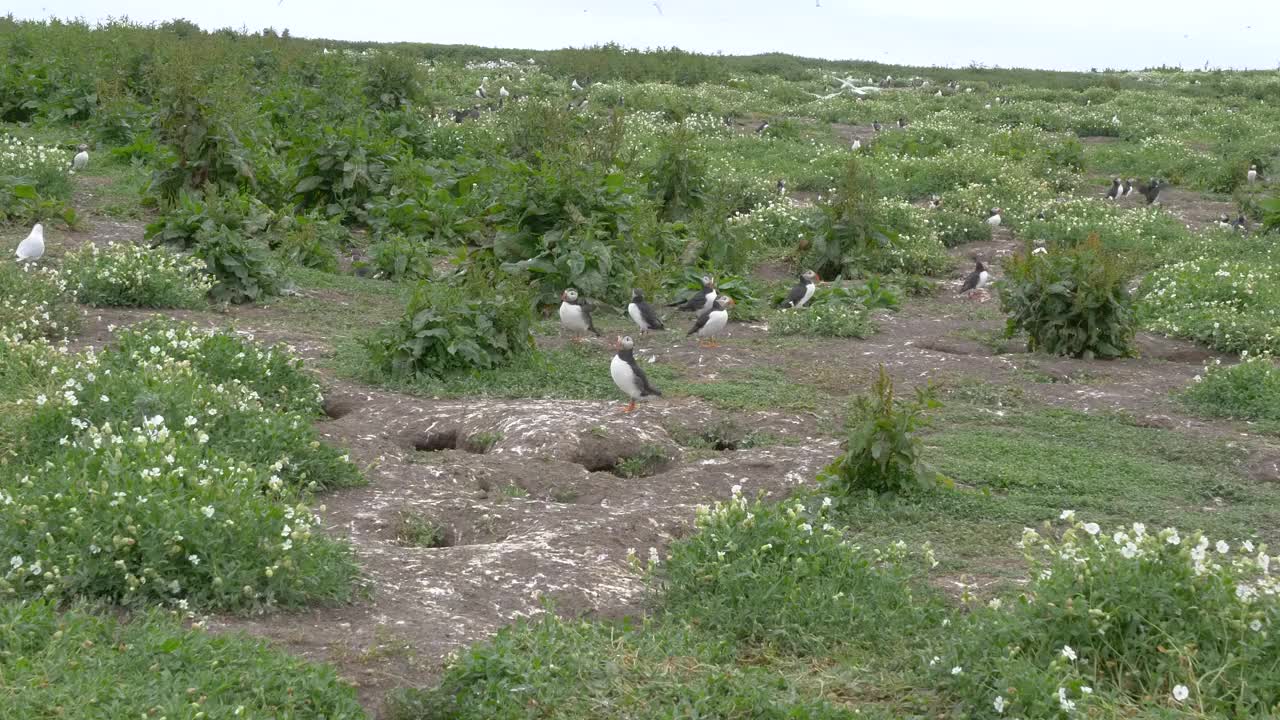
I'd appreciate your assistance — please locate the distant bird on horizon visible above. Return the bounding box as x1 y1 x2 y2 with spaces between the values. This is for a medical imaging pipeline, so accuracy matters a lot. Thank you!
72 144 89 172
14 223 44 263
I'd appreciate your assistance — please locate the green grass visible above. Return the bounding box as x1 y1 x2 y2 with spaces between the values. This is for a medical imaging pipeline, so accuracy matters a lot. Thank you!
0 600 365 719
394 511 449 548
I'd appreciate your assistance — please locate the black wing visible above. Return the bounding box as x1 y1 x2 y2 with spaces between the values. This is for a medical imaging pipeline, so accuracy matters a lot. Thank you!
632 361 662 397
670 289 707 311
687 309 713 336
637 301 664 329
780 281 806 308
581 300 601 336
959 270 979 293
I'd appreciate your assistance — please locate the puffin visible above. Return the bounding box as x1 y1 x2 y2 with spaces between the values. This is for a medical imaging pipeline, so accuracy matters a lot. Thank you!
1232 215 1249 233
1032 240 1048 255
776 179 787 195
1106 178 1122 201
14 223 44 263
572 78 583 92
1216 213 1233 229
897 117 908 128
935 89 943 97
959 260 991 293
475 85 487 100
559 288 600 340
1141 179 1163 205
1248 164 1259 183
1120 178 1132 197
779 270 820 309
851 139 861 150
1125 177 1138 196
986 208 1003 227
611 336 662 413
626 289 665 333
668 275 717 313
928 195 942 209
72 144 89 171
872 120 883 132
756 121 770 135
688 296 732 347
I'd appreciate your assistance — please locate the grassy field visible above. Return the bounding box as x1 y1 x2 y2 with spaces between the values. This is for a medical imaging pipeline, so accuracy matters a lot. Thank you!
3 17 1280 719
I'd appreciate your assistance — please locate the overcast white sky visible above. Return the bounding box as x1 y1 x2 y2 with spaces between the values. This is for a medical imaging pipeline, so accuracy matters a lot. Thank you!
10 1 1280 72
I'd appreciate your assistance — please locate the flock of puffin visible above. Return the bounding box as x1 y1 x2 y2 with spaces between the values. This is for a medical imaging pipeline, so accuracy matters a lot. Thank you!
559 271 820 412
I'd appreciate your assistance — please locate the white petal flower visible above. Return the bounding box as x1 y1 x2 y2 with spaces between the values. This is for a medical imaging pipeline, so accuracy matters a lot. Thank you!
1083 522 1100 535
951 666 962 675
993 696 1005 713
1061 645 1077 662
1172 685 1189 702
1216 540 1230 554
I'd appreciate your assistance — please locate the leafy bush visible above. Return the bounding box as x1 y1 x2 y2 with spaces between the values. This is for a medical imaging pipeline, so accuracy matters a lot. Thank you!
364 281 535 379
808 158 893 279
927 206 993 247
292 122 394 219
771 300 875 338
65 241 210 308
646 124 705 221
0 134 74 223
820 366 944 497
1000 236 1135 359
943 517 1280 718
660 489 938 653
0 263 78 341
272 211 347 272
364 51 421 109
1183 353 1280 421
0 601 366 719
145 187 275 250
196 226 284 303
369 233 434 281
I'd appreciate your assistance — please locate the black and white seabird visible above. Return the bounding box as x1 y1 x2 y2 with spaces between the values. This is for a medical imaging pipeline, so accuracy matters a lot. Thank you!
872 120 883 132
1232 215 1249 233
611 336 661 413
559 288 600 340
851 139 861 150
928 195 942 209
959 260 991 294
571 79 583 92
1106 178 1122 201
1124 177 1137 197
72 144 89 171
1248 164 1259 183
475 85 487 99
669 275 717 313
626 289 665 333
986 208 1003 227
756 121 770 134
498 86 510 99
776 179 787 195
1120 178 1132 197
1141 179 1164 205
687 295 732 347
779 270 820 309
1216 213 1233 229
897 117 907 128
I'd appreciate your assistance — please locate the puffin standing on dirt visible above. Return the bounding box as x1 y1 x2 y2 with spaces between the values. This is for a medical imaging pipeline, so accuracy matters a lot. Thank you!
872 120 883 132
1125 178 1138 197
776 179 787 195
1232 215 1249 233
1141 179 1164 205
1216 213 1234 229
779 270 820 309
559 288 600 340
688 296 732 347
669 276 717 313
959 260 991 294
986 208 1003 227
1106 178 1122 201
626 289 665 333
611 336 662 413
1120 178 1132 197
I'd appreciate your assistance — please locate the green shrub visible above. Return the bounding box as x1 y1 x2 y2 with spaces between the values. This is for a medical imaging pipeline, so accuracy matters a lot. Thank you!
819 366 944 497
65 242 209 308
1141 256 1280 355
943 517 1280 718
1000 237 1135 359
0 601 366 719
145 187 275 250
196 225 284 303
272 211 347 272
770 300 875 338
364 281 535 379
660 489 939 653
1183 354 1280 421
364 51 421 109
0 263 78 341
0 134 74 223
647 124 705 221
808 158 893 279
927 206 993 247
369 233 434 281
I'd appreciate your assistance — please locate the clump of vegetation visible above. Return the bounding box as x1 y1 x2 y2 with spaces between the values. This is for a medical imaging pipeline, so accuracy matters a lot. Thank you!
927 206 993 247
0 134 74 224
272 211 348 272
64 241 210 308
0 263 78 341
808 157 891 279
369 233 435 281
943 517 1280 718
1182 354 1280 421
1142 256 1280 355
820 366 944 497
364 281 535 379
771 299 875 338
395 511 449 548
613 444 670 478
195 225 284 303
0 601 365 719
1000 236 1135 359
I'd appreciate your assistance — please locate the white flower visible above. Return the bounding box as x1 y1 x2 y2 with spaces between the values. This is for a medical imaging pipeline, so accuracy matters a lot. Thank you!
9 555 22 569
1243 540 1255 553
1081 686 1092 695
730 484 742 496
1172 684 1189 702
1216 540 1230 554
35 394 47 406
993 696 1005 713
951 666 963 675
188 554 200 566
202 505 215 518
1059 509 1075 521
1166 530 1182 545
1121 542 1138 559
1061 645 1077 662
1250 619 1263 632
1058 687 1076 712
1083 522 1100 535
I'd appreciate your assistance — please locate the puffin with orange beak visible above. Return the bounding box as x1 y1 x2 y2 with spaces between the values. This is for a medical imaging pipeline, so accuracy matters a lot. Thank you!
779 269 821 309
559 288 600 341
688 295 733 347
610 336 662 413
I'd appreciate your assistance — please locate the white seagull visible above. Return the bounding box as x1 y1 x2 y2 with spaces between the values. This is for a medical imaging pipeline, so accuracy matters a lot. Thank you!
72 144 89 171
15 223 45 263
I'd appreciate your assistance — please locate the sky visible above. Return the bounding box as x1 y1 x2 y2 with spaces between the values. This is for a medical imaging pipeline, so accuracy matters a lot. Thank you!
9 0 1280 72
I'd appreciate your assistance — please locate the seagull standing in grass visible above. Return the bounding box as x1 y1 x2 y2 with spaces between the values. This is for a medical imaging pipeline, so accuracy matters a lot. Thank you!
72 144 89 172
14 223 44 263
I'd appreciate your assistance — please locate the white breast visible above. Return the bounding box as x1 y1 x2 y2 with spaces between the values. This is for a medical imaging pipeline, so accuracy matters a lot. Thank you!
627 303 647 329
976 271 990 289
73 151 88 170
700 289 717 313
698 310 729 338
798 282 816 307
611 355 642 399
559 302 589 332
1248 169 1257 181
987 214 1002 226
